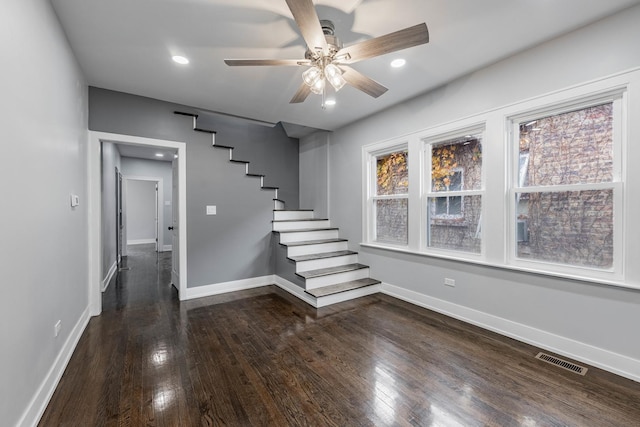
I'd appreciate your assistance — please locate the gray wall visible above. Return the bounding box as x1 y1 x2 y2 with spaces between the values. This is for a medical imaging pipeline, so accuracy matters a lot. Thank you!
301 5 640 373
101 141 121 278
121 157 173 249
0 1 89 425
125 179 157 243
299 131 330 217
89 88 300 287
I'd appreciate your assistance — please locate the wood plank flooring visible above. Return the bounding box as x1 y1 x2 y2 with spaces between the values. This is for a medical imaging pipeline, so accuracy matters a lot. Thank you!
39 244 640 426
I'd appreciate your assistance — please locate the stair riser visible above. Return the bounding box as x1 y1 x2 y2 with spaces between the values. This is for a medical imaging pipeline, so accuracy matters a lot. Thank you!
278 229 339 244
295 254 359 273
286 241 349 257
273 211 315 221
273 220 330 231
274 200 285 210
304 268 370 290
315 284 382 308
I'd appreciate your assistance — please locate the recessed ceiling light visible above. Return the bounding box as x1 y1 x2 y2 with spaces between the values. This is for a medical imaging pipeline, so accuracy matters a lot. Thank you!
390 58 406 68
155 153 165 157
324 99 336 106
172 55 189 65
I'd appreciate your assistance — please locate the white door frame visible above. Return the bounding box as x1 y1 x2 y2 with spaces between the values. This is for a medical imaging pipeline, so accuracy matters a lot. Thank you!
88 131 188 316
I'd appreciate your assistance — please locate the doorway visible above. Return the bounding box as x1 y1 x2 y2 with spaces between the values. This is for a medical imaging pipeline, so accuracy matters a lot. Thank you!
123 177 163 251
89 132 187 316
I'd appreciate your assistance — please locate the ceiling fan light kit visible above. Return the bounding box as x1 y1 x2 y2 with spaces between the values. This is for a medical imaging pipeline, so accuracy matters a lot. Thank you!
224 0 429 106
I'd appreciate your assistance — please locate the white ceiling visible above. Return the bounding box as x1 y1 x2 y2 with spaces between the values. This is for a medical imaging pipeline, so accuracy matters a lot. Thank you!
51 0 639 132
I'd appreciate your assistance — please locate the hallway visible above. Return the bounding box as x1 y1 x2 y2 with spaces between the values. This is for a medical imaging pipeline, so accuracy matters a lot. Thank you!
38 246 640 426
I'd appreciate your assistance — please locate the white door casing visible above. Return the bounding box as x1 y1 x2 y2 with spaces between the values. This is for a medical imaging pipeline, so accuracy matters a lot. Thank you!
88 131 188 316
171 157 180 289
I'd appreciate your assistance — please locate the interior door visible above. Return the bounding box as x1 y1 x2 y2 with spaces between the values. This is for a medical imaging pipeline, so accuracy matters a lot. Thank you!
170 158 179 287
155 182 159 252
115 167 123 266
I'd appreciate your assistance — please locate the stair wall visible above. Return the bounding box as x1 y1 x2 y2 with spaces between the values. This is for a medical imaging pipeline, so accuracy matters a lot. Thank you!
89 88 300 289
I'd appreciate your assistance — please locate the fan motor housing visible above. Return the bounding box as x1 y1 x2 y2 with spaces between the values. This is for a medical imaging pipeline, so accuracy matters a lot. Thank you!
305 20 342 59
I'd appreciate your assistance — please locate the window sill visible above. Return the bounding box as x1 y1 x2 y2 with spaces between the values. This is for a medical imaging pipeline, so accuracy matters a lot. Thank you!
359 242 640 292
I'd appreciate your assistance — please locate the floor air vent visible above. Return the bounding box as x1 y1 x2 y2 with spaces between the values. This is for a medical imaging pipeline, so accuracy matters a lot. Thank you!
535 352 588 375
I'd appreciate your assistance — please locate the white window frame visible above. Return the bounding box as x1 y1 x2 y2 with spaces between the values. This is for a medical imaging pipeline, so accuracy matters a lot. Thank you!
422 126 486 257
363 140 410 247
360 69 638 290
507 90 625 280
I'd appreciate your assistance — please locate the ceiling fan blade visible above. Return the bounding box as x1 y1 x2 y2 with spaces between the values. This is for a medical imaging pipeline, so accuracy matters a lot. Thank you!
290 83 312 103
341 66 388 98
336 23 429 64
285 0 328 54
224 59 310 66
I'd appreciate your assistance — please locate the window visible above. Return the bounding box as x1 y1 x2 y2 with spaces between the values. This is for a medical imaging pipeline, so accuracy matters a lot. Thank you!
433 169 463 217
510 98 622 271
426 132 483 254
371 147 408 245
361 71 633 287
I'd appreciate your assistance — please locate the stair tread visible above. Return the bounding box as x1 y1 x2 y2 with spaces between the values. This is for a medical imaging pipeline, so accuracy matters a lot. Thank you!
288 250 357 262
230 159 249 164
261 186 279 190
306 278 381 298
246 173 265 178
297 263 369 279
281 238 347 247
273 219 327 223
212 144 233 149
196 128 216 134
174 111 198 118
273 209 313 212
275 227 338 234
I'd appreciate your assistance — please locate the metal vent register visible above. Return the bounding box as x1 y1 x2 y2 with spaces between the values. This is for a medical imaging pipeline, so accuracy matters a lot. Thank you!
535 352 588 375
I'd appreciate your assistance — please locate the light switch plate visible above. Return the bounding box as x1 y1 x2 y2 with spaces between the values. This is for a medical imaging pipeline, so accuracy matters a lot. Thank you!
206 205 216 215
70 194 80 207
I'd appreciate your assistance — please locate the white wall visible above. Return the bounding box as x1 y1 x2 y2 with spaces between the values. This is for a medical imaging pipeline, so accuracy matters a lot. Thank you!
310 5 640 380
0 0 89 425
125 179 157 243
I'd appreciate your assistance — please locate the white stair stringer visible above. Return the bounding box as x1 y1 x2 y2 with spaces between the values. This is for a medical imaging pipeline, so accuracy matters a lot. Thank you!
274 210 381 306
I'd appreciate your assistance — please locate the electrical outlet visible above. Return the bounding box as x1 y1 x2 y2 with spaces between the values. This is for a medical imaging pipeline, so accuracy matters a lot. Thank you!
444 278 456 287
54 320 61 337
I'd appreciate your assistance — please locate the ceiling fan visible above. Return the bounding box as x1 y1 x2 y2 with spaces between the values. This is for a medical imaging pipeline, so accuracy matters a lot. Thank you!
224 0 429 105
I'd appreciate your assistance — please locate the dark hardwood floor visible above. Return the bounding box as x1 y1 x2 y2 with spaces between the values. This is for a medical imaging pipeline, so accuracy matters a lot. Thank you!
39 244 640 426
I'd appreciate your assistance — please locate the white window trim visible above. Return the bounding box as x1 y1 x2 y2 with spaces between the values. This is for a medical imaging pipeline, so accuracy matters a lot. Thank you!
363 140 410 247
361 68 640 290
422 125 486 258
507 90 626 281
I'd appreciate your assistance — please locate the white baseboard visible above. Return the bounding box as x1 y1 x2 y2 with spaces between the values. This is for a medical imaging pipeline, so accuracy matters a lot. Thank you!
183 275 274 300
162 245 172 252
273 276 318 307
102 261 117 292
382 283 640 383
18 306 91 427
127 239 155 245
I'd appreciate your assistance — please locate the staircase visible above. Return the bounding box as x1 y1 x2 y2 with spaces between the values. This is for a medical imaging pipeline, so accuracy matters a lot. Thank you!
273 210 381 306
176 110 381 307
